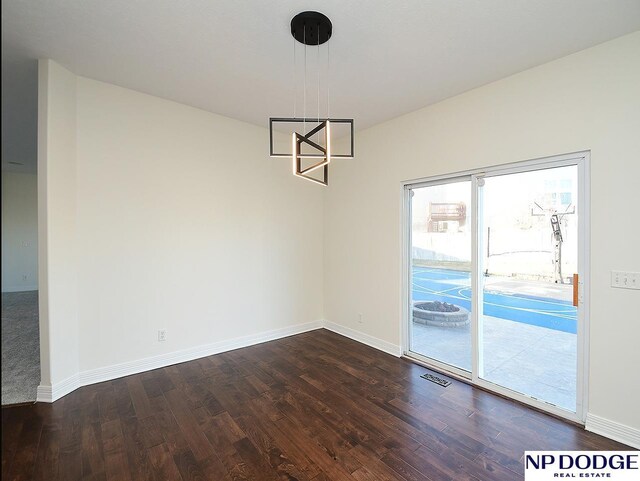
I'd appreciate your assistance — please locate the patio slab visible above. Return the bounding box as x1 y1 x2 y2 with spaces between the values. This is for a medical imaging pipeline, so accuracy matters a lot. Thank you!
410 315 577 411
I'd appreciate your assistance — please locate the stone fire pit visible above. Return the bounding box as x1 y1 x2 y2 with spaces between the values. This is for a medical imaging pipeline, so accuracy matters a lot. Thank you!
413 301 470 327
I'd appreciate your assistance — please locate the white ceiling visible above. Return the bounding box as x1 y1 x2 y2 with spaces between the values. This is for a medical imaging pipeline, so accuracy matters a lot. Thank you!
3 0 640 173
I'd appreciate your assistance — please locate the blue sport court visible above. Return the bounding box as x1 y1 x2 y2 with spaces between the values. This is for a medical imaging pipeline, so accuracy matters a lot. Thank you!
412 267 577 334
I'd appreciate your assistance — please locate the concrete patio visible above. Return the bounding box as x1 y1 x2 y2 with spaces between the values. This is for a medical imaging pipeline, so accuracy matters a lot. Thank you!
410 315 577 411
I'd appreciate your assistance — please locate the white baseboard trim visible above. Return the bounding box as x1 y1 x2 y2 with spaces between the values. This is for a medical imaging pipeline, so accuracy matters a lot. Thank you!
37 320 323 403
585 413 640 449
37 373 80 403
2 286 38 293
323 320 402 357
35 320 640 451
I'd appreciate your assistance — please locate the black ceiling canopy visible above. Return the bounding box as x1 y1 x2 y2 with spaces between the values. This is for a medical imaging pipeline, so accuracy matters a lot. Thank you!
290 11 332 45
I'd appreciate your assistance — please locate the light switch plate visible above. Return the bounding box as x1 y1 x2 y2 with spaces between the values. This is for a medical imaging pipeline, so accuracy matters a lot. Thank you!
611 271 640 290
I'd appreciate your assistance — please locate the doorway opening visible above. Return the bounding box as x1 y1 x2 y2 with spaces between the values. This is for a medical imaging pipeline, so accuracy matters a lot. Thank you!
1 169 40 405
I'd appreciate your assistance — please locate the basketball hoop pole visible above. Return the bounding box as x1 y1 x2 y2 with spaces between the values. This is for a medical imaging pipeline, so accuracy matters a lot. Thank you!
551 214 564 284
531 201 574 285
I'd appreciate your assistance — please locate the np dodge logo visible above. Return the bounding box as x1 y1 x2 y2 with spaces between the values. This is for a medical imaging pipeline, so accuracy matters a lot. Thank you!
525 451 639 480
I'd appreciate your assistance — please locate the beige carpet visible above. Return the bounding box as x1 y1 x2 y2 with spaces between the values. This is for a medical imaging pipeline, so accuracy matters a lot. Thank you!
1 291 40 405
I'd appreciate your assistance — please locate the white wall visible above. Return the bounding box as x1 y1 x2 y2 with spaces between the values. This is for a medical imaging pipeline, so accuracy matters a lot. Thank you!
37 59 79 388
325 32 640 434
1 171 38 292
39 61 324 387
38 32 639 445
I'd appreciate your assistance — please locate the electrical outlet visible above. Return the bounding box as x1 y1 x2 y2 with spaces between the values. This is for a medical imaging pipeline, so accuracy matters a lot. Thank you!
158 329 167 342
358 313 363 324
611 271 640 290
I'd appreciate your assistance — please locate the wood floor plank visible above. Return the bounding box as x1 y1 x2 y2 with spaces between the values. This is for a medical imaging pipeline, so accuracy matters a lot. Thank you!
97 384 119 424
198 453 232 481
233 404 313 481
232 437 282 481
80 421 106 480
126 378 154 421
2 407 27 479
172 448 206 481
380 450 433 481
275 414 356 481
120 415 158 481
101 419 132 481
390 445 454 481
137 415 165 449
113 380 136 420
349 445 410 481
31 424 61 481
6 411 44 481
146 443 183 481
140 377 163 400
3 329 632 480
201 412 251 479
242 404 322 480
163 389 216 462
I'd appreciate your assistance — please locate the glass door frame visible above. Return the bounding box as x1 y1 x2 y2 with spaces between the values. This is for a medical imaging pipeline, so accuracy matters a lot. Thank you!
403 174 475 380
401 151 590 424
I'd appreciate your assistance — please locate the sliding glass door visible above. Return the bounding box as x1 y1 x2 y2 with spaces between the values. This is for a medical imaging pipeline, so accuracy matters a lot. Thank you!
406 154 586 420
408 178 473 374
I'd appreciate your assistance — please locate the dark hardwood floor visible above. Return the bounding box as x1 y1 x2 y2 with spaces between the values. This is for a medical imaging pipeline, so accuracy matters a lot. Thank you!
2 329 630 480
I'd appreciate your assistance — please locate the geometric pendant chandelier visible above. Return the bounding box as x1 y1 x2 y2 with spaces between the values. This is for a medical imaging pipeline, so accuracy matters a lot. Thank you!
269 11 354 186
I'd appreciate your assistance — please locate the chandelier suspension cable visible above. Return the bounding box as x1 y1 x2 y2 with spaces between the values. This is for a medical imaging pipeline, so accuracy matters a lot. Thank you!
327 36 330 120
317 24 320 121
303 24 306 135
317 23 321 143
293 34 297 119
